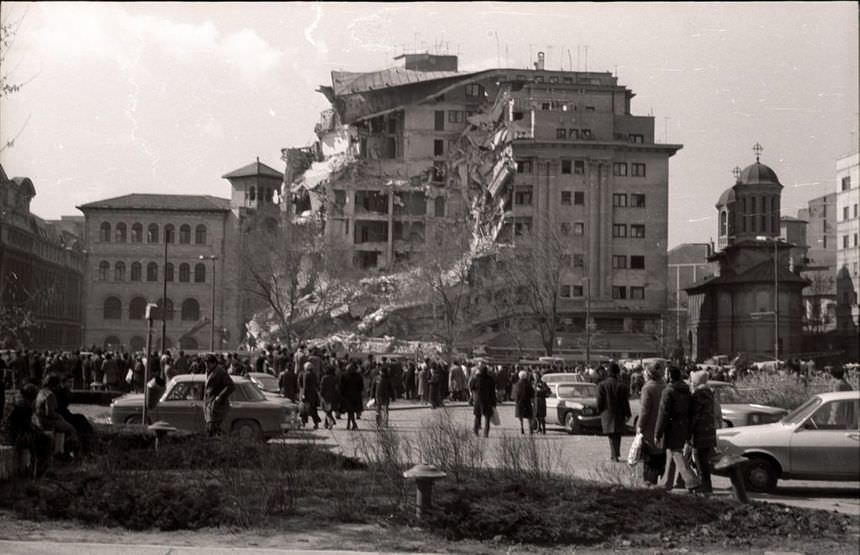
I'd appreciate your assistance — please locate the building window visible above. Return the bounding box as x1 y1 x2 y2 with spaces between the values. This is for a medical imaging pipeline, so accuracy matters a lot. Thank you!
842 176 851 191
130 262 142 281
612 224 627 238
435 110 445 131
629 134 644 143
179 224 191 244
560 285 571 298
99 222 111 242
514 186 533 206
631 163 646 177
433 161 446 182
630 194 646 208
129 297 147 320
147 224 159 243
434 196 446 217
179 263 190 283
854 204 858 218
158 298 174 321
855 233 859 247
556 128 567 139
465 83 484 97
573 254 585 268
581 129 592 139
98 261 110 281
572 285 584 297
434 139 444 157
568 129 579 140
516 160 533 174
131 223 143 243
194 263 206 283
560 222 571 236
573 222 585 235
844 206 850 221
448 110 467 123
512 111 524 121
631 224 646 238
146 262 158 282
630 255 645 269
195 225 207 245
612 255 627 269
164 224 175 243
181 298 200 321
561 191 572 205
514 219 532 236
612 286 627 299
115 223 127 242
561 254 572 267
165 263 174 282
613 193 628 207
574 191 585 205
613 163 628 176
630 286 645 299
114 262 125 281
561 160 572 174
574 160 585 175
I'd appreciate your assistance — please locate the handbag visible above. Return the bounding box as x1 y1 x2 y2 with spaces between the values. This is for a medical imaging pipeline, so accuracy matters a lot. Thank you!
627 432 644 465
366 398 376 409
490 406 501 426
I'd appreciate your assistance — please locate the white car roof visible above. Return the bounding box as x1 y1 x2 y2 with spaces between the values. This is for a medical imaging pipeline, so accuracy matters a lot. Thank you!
815 390 859 402
168 374 251 384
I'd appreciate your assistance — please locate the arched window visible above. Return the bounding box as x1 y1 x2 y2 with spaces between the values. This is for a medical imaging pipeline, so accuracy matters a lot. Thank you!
114 262 126 281
165 262 174 282
131 223 143 243
179 336 198 350
181 298 200 321
720 210 728 236
103 335 121 350
195 225 207 245
179 224 191 244
129 336 146 352
130 262 142 281
164 224 175 243
146 262 158 282
158 297 174 321
129 297 147 320
99 222 111 242
147 223 159 243
179 263 190 283
98 261 110 280
194 263 206 283
103 296 122 320
115 223 127 242
248 186 256 202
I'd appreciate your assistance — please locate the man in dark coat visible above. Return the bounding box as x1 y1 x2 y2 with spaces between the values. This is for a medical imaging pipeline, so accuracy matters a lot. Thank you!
597 363 631 462
370 366 396 426
513 370 534 435
638 363 667 484
278 363 298 402
339 362 364 431
690 370 718 493
470 365 496 437
298 361 321 429
655 366 701 491
203 355 234 437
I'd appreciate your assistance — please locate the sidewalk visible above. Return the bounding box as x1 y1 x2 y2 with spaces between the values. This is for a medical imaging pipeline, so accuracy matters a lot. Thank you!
0 541 432 555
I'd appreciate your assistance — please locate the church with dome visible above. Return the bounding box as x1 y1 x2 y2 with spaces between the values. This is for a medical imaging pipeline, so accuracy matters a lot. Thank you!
685 145 808 362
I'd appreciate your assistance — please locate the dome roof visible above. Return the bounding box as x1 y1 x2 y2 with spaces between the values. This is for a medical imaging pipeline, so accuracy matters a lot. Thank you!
737 161 781 187
716 186 736 208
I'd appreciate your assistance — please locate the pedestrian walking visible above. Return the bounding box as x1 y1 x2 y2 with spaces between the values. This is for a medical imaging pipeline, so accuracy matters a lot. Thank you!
319 366 338 429
339 362 364 431
637 363 667 484
596 363 631 462
470 364 497 437
298 361 321 429
689 370 718 493
533 372 550 434
371 366 396 426
513 370 535 434
655 366 702 492
429 363 443 408
203 355 234 437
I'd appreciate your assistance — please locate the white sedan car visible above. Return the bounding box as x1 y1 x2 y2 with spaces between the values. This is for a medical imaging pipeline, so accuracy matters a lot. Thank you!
717 391 859 492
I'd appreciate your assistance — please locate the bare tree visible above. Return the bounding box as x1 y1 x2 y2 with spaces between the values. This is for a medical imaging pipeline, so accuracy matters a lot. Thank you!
1 5 33 152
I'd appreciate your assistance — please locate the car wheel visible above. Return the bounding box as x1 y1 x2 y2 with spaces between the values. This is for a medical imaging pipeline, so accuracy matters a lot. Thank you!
232 419 263 442
564 412 580 435
744 457 778 493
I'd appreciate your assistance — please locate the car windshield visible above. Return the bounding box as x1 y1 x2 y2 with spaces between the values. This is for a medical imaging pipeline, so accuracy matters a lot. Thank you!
558 384 596 398
781 396 821 424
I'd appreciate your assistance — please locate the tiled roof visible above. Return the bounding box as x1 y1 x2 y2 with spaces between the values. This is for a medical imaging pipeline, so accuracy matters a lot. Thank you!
78 194 231 212
686 260 807 292
331 67 466 96
221 160 283 179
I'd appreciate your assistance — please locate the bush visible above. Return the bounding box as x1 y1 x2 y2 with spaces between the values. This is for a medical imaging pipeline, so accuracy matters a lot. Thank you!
411 409 485 482
735 373 838 410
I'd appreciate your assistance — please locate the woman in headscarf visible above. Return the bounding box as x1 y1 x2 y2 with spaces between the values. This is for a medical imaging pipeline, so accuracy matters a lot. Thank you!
533 371 551 434
513 370 535 434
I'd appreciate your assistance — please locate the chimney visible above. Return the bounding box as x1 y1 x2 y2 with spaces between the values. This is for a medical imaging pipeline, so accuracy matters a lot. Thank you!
534 51 545 71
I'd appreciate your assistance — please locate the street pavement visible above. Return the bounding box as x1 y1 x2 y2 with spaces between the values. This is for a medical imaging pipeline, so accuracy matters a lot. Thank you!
0 541 415 555
284 400 860 516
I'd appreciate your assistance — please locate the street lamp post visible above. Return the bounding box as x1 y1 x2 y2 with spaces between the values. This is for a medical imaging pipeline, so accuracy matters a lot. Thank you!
584 277 591 368
199 255 218 352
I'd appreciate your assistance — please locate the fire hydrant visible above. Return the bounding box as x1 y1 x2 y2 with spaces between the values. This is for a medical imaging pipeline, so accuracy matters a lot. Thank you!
403 464 447 518
713 454 750 503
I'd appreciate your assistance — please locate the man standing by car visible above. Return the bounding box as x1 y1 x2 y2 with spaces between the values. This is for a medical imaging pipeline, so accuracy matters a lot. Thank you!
597 363 631 462
655 366 701 492
203 354 234 437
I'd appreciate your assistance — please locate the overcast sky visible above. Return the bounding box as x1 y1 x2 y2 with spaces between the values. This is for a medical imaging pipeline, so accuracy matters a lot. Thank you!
1 2 857 248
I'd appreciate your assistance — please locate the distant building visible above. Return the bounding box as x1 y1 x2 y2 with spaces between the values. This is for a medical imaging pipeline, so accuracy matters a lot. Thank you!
835 153 859 329
77 160 282 352
796 194 838 338
799 193 837 268
287 52 682 359
0 165 85 349
686 150 806 362
666 243 717 353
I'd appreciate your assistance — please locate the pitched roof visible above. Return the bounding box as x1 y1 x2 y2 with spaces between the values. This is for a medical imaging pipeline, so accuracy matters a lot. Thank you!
686 259 808 293
221 160 283 179
77 194 231 212
331 67 466 96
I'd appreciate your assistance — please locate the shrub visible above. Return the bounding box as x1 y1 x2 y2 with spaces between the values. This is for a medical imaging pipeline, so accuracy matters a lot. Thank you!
411 409 485 482
494 432 564 481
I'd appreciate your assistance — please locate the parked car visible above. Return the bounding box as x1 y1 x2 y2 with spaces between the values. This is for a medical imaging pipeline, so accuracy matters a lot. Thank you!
546 382 601 434
109 374 299 441
542 372 586 386
248 372 280 394
709 380 788 427
716 391 860 492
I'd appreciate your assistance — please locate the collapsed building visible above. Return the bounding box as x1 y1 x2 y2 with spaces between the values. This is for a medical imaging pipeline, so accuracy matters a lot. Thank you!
282 52 683 360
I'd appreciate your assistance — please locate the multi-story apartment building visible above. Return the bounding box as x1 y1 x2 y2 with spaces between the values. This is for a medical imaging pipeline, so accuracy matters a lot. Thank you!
835 152 859 331
797 194 838 336
77 160 283 352
799 193 837 268
0 165 85 349
286 53 682 358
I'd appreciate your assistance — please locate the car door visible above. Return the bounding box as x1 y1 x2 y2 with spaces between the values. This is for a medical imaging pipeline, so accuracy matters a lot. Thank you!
789 399 860 478
156 380 205 433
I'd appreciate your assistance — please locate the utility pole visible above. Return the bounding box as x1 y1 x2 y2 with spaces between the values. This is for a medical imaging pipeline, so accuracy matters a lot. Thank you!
200 255 219 352
774 238 779 361
585 277 591 368
160 227 169 353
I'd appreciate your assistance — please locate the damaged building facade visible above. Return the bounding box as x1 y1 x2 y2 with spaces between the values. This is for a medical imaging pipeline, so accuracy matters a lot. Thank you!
284 53 682 359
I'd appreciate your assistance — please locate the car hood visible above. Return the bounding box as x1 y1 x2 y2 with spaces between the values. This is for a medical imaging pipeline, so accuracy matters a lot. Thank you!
722 403 787 415
717 420 788 438
111 393 146 407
